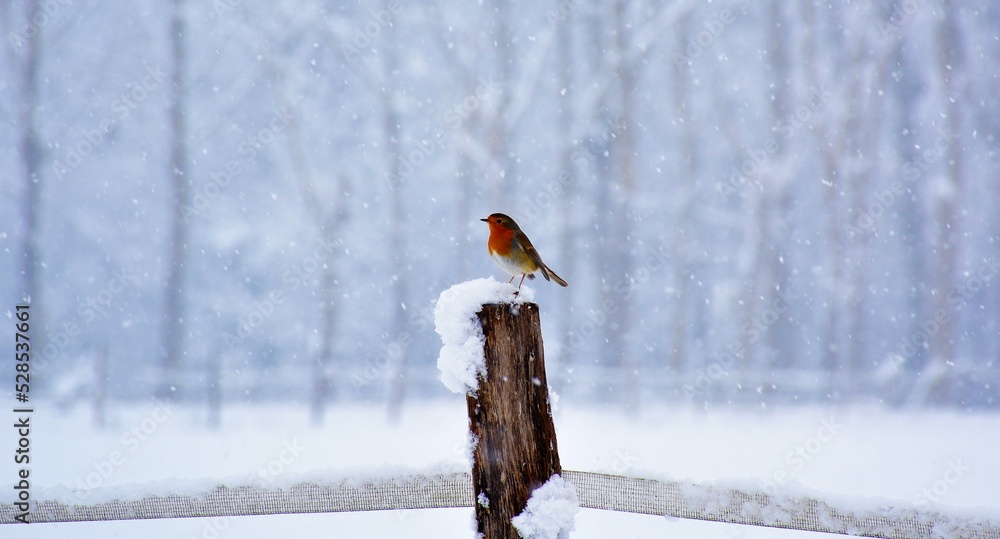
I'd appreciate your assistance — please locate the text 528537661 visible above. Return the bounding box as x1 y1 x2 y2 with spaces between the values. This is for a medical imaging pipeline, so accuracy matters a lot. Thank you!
13 304 32 524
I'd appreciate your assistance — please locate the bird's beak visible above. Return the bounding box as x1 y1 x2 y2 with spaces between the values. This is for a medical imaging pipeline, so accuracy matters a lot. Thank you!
480 218 489 222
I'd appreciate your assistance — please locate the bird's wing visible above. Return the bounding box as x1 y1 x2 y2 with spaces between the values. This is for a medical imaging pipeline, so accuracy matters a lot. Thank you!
520 238 552 281
516 233 567 286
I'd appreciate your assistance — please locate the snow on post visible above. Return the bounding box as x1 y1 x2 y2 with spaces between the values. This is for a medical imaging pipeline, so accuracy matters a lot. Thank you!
434 278 534 394
434 278 563 539
511 475 579 539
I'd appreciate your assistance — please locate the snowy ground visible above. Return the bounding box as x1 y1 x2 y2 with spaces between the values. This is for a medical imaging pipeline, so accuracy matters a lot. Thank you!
8 399 1000 538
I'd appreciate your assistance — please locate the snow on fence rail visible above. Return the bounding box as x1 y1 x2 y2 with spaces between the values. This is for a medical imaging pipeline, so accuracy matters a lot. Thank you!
2 470 998 538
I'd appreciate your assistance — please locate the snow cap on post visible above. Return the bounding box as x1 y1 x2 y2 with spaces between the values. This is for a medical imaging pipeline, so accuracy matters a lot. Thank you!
511 474 579 539
434 278 535 394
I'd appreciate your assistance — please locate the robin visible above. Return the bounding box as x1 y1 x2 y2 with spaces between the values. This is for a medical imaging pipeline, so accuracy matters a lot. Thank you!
481 213 568 290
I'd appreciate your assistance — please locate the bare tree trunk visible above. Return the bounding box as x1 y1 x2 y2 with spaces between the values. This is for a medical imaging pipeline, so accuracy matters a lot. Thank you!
820 150 843 401
845 23 890 398
313 244 337 423
555 9 576 386
284 91 348 425
670 13 693 397
587 3 616 397
892 42 929 405
735 1 793 402
487 0 514 205
207 346 221 429
763 0 794 388
160 0 190 401
384 4 408 421
804 2 857 402
17 0 42 303
456 154 474 281
839 21 867 401
8 1 47 357
847 165 871 400
612 0 638 410
93 343 108 428
292 162 349 426
927 0 965 405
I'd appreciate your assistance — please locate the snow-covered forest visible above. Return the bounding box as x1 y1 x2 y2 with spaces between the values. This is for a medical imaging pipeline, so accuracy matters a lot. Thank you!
2 0 998 416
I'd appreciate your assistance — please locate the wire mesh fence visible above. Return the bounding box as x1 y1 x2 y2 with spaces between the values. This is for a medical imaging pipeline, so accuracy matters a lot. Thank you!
3 470 998 538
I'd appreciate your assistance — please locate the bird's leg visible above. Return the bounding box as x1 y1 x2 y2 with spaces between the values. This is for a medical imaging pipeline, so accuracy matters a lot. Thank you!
508 275 516 284
517 274 526 290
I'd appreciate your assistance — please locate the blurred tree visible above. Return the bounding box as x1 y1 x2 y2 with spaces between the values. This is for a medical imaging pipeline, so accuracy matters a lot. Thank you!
610 0 638 410
1 0 996 410
554 0 577 385
926 0 966 405
669 10 694 397
890 39 930 404
159 0 190 401
384 0 409 422
4 0 46 353
803 1 856 401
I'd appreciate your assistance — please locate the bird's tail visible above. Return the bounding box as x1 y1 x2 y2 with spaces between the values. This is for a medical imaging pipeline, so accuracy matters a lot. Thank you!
541 264 568 287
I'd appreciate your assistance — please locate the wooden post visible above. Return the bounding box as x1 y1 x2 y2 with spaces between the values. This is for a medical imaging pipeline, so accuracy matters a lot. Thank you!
93 343 108 428
466 302 561 538
207 348 221 429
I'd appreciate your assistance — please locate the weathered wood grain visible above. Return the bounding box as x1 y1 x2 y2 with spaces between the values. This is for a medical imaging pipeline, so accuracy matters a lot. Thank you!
466 302 561 539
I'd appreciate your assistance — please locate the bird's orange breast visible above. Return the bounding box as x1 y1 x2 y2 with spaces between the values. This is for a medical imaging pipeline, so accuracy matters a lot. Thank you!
487 224 516 256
